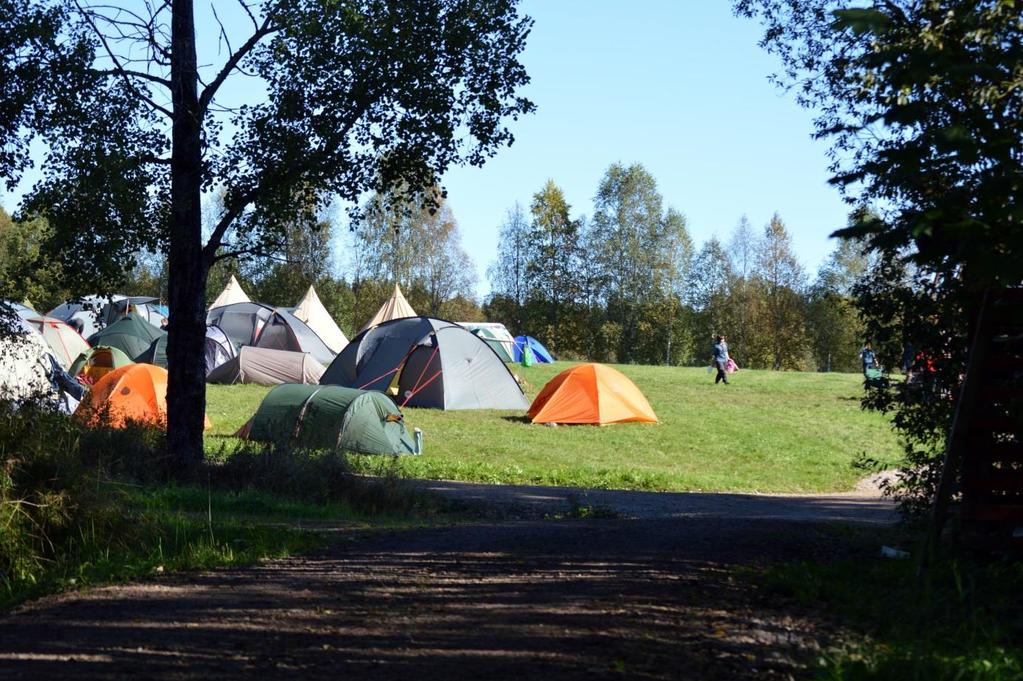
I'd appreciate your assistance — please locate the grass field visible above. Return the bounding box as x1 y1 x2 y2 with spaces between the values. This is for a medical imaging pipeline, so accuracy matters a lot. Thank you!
206 363 902 494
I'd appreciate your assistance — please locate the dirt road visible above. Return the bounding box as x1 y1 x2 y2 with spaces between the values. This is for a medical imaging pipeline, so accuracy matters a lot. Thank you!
418 478 898 523
0 485 898 680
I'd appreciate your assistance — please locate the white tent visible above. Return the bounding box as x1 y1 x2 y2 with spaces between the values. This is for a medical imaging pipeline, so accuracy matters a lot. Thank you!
456 321 516 359
291 286 348 353
0 317 79 411
360 283 417 334
209 275 250 310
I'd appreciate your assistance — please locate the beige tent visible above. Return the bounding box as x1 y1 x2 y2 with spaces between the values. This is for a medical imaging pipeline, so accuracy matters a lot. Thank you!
209 275 250 310
292 286 348 353
205 346 325 386
360 283 417 333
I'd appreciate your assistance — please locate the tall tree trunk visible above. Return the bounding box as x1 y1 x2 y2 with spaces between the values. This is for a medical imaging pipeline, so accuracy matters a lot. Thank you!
167 0 207 466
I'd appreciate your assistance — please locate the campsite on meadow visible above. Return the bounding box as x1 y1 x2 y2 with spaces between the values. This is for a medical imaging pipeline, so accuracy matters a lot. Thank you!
1 1 1022 679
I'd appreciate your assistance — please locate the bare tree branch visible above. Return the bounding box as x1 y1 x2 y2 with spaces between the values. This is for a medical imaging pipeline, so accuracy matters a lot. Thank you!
198 14 281 118
237 0 260 32
91 67 171 88
74 0 173 118
211 2 234 58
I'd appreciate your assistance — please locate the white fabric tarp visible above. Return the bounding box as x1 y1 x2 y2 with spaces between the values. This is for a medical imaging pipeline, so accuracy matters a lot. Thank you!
457 321 516 359
0 318 62 403
292 286 348 353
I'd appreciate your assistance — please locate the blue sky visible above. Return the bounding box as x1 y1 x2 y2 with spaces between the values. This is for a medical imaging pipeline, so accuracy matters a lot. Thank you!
2 2 851 298
438 0 851 295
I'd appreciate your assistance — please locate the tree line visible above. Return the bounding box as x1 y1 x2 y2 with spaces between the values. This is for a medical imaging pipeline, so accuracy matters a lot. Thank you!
486 162 867 371
2 160 867 372
0 186 486 341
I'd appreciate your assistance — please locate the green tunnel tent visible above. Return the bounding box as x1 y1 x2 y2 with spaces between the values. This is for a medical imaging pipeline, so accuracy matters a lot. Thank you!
236 384 418 455
86 312 167 366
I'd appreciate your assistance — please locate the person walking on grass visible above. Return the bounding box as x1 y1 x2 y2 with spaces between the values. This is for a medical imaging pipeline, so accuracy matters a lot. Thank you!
711 335 730 385
859 341 877 377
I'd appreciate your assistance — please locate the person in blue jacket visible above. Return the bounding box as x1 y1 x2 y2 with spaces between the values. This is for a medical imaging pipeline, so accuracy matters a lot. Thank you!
859 342 877 376
711 335 730 385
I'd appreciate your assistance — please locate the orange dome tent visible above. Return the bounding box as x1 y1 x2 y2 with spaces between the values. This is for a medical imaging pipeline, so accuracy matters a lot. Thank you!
76 364 211 430
527 363 658 425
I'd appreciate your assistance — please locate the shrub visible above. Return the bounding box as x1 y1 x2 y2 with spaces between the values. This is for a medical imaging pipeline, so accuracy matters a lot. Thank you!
1 400 431 602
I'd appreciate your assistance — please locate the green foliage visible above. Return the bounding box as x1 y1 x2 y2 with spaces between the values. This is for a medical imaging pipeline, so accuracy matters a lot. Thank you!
487 165 697 365
486 203 530 331
524 180 583 355
806 233 869 372
757 214 809 370
0 209 66 311
759 556 1023 680
591 163 689 364
735 0 1023 511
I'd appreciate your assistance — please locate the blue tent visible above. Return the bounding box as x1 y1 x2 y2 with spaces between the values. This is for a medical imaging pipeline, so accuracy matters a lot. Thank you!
513 335 555 363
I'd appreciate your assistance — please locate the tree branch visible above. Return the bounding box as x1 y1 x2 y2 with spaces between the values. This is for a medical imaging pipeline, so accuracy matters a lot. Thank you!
74 0 173 118
198 14 281 117
91 67 171 88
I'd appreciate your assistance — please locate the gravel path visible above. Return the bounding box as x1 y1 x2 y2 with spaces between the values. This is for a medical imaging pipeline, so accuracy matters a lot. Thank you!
0 480 899 680
418 478 898 524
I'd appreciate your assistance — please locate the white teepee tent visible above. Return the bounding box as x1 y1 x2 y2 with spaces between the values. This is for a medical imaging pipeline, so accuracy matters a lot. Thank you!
360 283 417 333
209 275 251 309
292 285 348 353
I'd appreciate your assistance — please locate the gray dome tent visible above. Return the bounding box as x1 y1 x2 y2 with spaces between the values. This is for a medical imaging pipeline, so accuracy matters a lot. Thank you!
320 316 529 410
48 296 107 338
206 302 335 367
100 296 166 328
204 324 237 375
236 384 418 455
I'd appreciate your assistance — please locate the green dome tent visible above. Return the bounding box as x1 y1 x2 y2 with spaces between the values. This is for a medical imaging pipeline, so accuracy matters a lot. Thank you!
236 384 419 455
87 312 168 366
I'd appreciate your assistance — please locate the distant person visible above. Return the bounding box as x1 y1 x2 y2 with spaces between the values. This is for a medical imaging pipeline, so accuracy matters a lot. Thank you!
160 317 169 330
901 342 915 377
711 335 730 385
859 342 877 376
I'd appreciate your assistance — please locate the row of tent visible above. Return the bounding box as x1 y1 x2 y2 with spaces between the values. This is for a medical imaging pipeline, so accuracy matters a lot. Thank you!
236 361 657 455
211 278 349 353
209 276 556 366
2 301 657 458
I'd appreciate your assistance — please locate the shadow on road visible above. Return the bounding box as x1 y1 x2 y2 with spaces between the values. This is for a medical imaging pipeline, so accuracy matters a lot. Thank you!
0 518 870 680
419 479 899 525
